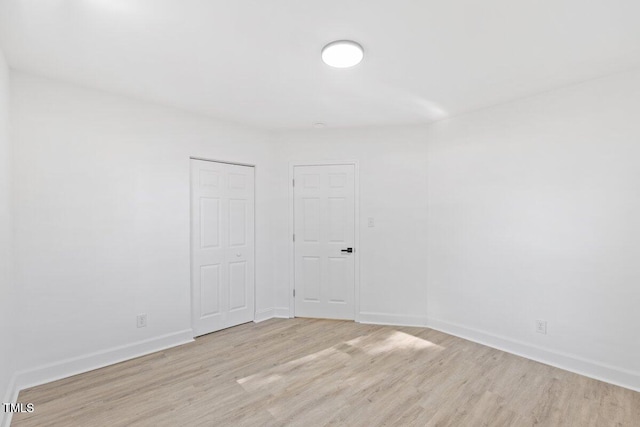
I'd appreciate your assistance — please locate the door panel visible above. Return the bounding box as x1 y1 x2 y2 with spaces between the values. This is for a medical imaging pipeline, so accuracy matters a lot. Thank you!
229 200 247 246
303 198 321 241
328 197 346 242
229 261 247 311
200 264 220 316
191 159 254 336
294 164 355 320
200 198 220 248
301 256 321 302
328 257 348 303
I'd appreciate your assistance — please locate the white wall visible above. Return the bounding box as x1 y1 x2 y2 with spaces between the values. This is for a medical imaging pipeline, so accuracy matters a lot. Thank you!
0 47 16 419
10 73 278 387
7 64 640 400
272 70 640 390
427 70 640 389
273 127 429 325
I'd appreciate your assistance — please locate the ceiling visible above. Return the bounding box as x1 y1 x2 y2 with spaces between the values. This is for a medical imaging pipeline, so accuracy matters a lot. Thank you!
1 0 639 130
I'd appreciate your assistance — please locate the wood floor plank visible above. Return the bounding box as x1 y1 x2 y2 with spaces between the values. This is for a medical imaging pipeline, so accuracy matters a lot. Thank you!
12 319 640 426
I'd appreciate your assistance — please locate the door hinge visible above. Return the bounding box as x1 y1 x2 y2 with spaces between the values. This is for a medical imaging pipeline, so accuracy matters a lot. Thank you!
293 234 295 242
292 179 295 187
293 289 296 297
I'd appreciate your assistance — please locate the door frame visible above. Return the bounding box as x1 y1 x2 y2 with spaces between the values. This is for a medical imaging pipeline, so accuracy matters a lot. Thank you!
288 160 361 321
189 156 257 338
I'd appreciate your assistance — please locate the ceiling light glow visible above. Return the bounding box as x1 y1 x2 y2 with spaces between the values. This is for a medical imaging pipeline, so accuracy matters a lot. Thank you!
321 40 364 68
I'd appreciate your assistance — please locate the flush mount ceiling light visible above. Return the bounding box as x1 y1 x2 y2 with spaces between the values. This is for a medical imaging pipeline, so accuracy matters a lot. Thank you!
321 40 364 68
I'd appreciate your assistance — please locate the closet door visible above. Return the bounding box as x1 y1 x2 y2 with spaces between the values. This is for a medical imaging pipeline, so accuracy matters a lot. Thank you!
191 159 255 336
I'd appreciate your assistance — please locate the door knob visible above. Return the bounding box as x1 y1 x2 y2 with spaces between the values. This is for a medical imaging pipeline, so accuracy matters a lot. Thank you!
341 248 353 253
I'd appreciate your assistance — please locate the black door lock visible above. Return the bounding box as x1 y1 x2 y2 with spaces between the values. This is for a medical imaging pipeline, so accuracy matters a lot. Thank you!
341 248 353 253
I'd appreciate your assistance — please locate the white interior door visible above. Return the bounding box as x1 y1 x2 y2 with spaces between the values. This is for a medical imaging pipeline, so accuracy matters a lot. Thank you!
294 164 355 320
191 159 255 336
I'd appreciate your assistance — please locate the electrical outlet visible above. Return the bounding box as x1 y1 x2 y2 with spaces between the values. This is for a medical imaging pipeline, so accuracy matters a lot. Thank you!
137 314 147 328
535 320 547 335
368 217 375 227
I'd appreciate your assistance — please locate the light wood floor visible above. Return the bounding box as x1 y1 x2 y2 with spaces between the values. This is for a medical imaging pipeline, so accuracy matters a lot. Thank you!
12 318 640 426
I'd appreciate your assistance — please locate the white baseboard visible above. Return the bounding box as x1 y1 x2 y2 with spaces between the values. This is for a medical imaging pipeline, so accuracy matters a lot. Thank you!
254 307 291 323
13 329 194 396
358 312 428 327
426 317 640 393
1 374 19 427
274 307 291 318
254 308 275 323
